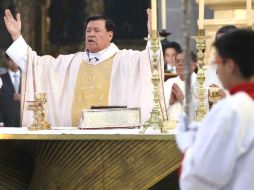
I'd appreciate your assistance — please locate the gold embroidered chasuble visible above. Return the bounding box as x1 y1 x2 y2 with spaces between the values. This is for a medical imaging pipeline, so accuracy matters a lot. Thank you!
71 55 115 126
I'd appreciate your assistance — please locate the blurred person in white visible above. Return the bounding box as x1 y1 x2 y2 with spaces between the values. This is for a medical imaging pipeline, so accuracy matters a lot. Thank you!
177 29 254 190
164 50 197 122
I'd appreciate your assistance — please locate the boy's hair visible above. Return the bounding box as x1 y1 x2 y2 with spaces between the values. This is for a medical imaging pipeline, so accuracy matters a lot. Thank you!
163 41 182 54
214 29 254 79
215 25 237 40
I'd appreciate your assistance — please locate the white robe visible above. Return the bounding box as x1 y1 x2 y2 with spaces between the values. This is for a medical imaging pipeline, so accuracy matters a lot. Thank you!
164 73 197 121
7 36 166 127
177 92 254 190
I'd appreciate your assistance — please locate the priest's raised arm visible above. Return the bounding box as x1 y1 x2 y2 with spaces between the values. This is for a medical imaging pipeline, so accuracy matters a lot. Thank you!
4 9 166 127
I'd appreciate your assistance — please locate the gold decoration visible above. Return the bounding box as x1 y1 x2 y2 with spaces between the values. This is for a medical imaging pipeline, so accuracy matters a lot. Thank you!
142 30 165 132
193 29 208 121
26 92 51 130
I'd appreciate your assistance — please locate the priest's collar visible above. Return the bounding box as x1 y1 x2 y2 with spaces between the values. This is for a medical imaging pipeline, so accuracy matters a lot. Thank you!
84 43 119 65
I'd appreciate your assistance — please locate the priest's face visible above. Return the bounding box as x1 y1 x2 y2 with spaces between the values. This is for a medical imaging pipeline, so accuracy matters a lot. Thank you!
86 20 113 53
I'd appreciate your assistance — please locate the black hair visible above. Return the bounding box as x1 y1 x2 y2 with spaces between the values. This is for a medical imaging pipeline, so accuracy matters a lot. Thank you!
163 41 182 54
215 25 237 40
174 49 197 63
85 15 116 41
214 29 254 79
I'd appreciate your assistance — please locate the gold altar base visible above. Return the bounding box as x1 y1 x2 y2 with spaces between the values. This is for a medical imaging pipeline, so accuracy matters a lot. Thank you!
0 134 180 190
142 30 165 133
193 29 208 122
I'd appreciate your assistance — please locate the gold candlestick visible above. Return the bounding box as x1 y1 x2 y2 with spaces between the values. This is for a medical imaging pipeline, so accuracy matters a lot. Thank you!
142 30 165 132
27 92 51 130
193 29 207 121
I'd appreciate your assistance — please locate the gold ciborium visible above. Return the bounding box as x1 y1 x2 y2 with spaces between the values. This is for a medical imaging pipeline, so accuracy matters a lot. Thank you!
208 87 220 108
27 92 51 130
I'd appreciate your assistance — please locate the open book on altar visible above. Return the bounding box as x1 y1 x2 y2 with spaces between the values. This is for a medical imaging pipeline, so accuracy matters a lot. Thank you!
79 107 141 129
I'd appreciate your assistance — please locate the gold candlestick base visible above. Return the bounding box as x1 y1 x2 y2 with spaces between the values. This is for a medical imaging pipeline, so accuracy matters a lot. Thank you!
27 92 51 130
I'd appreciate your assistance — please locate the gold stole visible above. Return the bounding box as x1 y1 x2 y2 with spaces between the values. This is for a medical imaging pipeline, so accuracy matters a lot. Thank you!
71 55 115 126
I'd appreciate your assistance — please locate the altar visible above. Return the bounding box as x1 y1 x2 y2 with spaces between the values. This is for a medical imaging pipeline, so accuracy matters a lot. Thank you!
0 128 180 190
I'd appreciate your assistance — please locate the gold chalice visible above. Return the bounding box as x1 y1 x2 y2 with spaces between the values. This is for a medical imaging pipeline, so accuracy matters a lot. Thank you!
26 92 51 130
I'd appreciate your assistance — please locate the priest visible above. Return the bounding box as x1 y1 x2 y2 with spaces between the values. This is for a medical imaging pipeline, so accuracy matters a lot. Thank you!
4 9 166 127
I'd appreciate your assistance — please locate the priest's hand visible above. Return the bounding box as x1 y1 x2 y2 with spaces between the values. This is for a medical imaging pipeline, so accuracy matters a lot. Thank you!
146 8 152 36
169 90 177 105
4 9 21 41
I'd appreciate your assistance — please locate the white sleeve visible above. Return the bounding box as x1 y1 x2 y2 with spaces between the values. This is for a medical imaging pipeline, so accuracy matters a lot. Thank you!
175 114 200 152
180 101 239 190
6 36 29 72
0 78 2 88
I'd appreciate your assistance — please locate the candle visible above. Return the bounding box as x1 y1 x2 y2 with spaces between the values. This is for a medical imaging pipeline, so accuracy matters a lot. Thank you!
198 0 204 29
247 0 252 27
161 0 166 30
152 0 157 30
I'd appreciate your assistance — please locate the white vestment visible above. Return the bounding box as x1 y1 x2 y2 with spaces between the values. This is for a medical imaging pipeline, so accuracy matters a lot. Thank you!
177 92 254 190
7 36 166 127
164 73 197 121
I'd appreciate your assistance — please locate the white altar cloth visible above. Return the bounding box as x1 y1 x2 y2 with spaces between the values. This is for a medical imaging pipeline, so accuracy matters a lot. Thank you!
0 127 175 140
